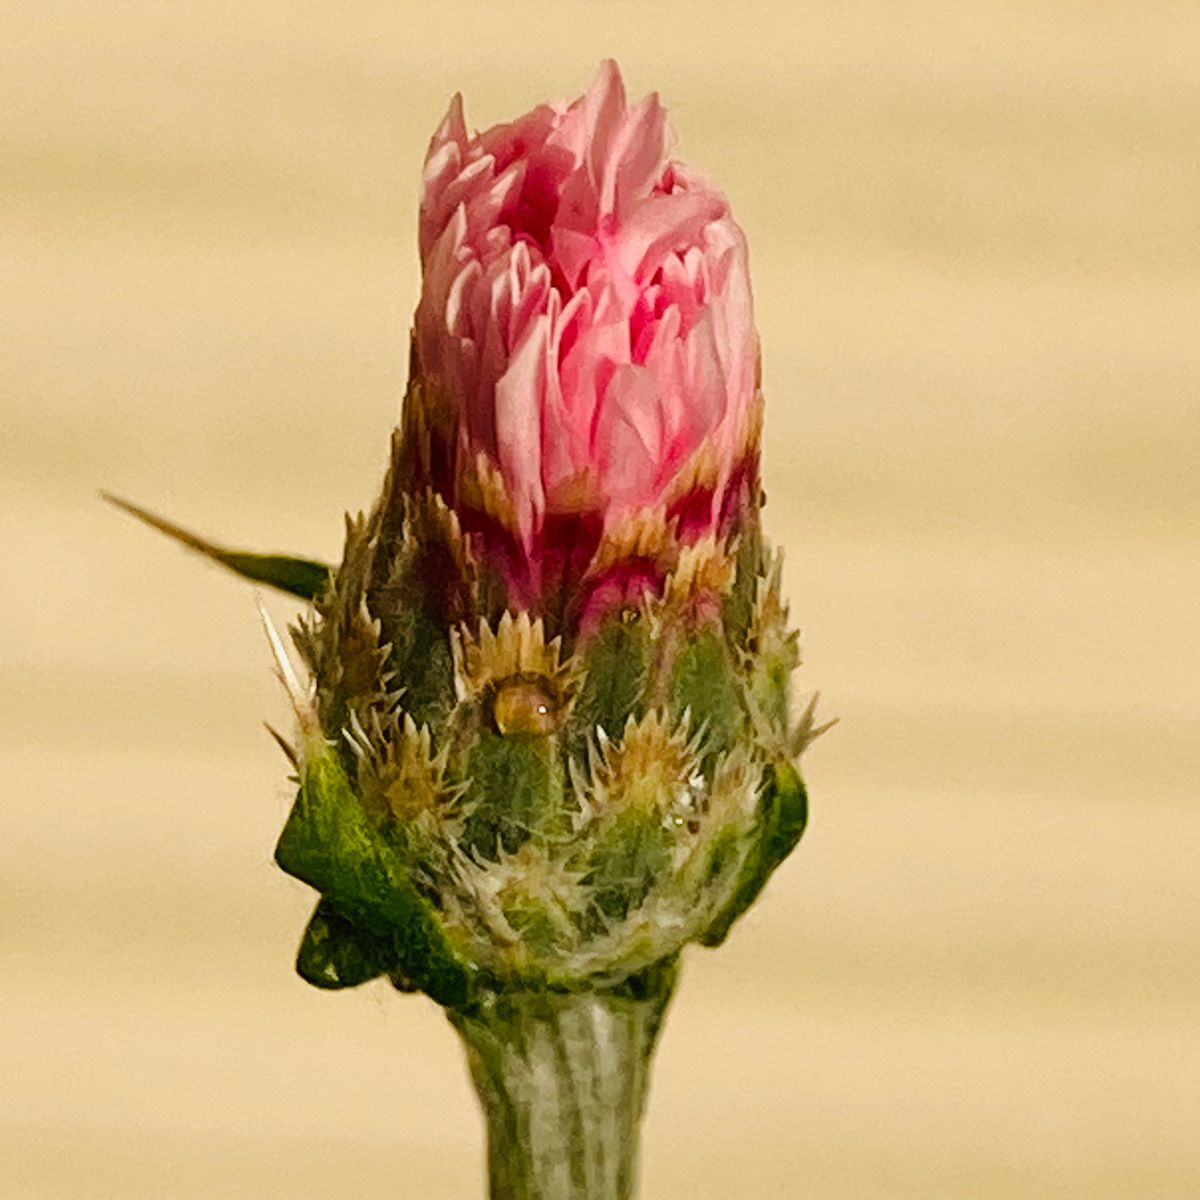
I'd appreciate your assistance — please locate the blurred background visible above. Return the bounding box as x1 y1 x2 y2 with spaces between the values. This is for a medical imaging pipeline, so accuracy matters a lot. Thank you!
3 2 1198 1196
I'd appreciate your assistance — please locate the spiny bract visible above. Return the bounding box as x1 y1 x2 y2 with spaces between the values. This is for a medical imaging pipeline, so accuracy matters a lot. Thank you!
273 441 821 1007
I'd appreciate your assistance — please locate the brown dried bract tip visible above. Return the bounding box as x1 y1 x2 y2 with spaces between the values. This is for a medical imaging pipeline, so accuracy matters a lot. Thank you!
790 692 839 758
397 377 455 483
345 709 455 826
586 709 703 820
749 550 799 658
584 507 679 580
660 439 723 513
457 450 520 532
451 612 579 730
737 389 765 464
660 535 736 612
403 490 476 582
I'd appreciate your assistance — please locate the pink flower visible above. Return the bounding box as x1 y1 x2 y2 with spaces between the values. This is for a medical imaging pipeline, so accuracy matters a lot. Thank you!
403 60 761 614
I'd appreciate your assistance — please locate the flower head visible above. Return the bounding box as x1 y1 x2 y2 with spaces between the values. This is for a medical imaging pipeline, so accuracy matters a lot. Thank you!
118 64 821 1006
260 65 814 1000
403 60 761 615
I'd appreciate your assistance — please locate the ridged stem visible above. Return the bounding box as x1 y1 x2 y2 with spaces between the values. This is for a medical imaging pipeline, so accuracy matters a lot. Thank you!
449 973 676 1200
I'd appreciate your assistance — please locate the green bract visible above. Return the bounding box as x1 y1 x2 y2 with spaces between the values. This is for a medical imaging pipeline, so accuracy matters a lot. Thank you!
266 472 821 1006
106 472 826 1009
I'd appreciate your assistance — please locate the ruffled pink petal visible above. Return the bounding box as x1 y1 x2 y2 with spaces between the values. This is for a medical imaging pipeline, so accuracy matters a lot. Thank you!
420 93 469 256
678 307 729 445
412 61 759 600
494 314 550 543
615 189 727 283
610 94 672 221
594 363 663 507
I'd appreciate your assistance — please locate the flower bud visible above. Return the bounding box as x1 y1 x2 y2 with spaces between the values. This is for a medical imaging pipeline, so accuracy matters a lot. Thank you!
267 62 824 1001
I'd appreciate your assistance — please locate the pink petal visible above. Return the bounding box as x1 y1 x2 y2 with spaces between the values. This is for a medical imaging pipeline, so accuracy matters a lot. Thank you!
594 363 662 506
494 314 550 542
611 93 672 220
615 189 726 283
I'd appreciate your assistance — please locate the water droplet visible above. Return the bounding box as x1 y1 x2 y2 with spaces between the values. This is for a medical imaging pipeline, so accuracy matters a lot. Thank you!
492 677 559 736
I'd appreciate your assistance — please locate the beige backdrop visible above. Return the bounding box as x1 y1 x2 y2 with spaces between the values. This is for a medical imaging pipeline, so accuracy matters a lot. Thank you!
4 3 1198 1197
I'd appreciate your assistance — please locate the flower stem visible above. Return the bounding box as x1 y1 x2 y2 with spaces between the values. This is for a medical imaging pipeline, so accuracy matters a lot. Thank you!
449 967 677 1200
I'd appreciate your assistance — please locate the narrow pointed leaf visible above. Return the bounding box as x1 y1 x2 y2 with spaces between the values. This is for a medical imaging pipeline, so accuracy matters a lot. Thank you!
102 492 331 600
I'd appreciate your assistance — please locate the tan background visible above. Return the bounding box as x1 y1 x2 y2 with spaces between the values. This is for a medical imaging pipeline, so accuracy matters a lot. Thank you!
4 3 1198 1197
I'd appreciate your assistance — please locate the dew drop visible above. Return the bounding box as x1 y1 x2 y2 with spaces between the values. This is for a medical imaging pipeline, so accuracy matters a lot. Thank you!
492 677 559 736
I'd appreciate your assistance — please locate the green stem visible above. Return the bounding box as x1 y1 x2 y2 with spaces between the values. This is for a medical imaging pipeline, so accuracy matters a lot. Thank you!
449 975 676 1200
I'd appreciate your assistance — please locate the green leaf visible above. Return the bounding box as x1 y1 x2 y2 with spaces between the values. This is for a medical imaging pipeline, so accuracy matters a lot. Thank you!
275 746 473 1007
699 759 808 946
102 492 331 600
295 899 395 990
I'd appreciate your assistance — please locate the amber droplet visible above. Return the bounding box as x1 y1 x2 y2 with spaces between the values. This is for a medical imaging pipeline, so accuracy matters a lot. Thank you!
492 677 559 736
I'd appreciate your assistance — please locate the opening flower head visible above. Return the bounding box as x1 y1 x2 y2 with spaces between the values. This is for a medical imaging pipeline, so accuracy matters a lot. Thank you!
112 64 824 1200
404 60 762 615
